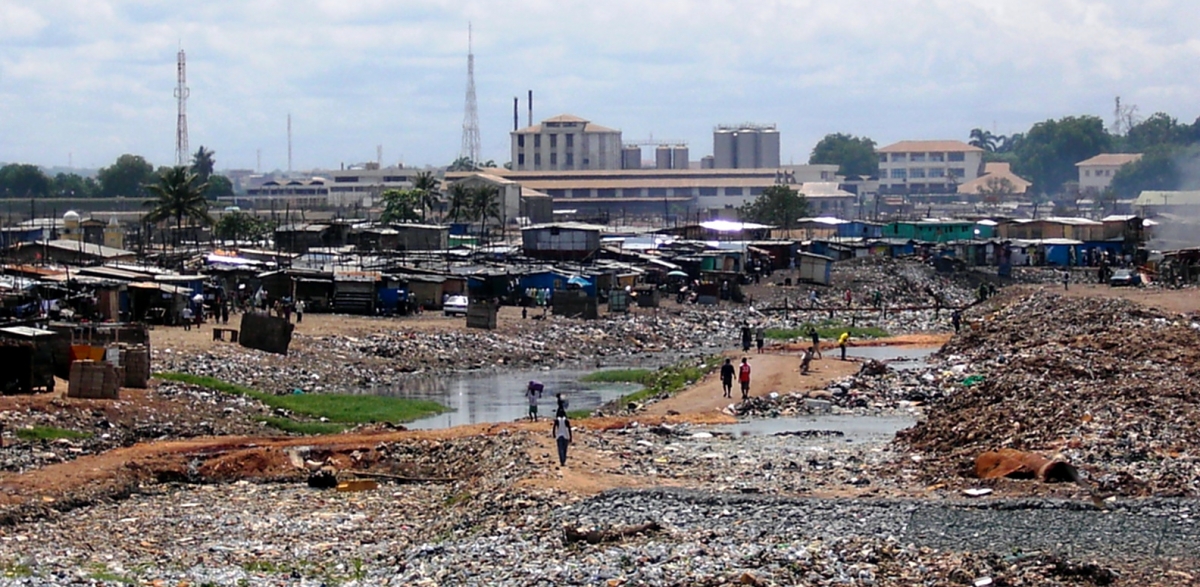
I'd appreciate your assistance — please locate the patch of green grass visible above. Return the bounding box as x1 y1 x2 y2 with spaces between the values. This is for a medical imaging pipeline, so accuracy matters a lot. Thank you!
252 416 347 435
579 368 654 384
15 426 92 442
155 372 447 434
86 564 135 584
618 355 724 405
764 321 889 341
0 560 32 578
566 409 593 420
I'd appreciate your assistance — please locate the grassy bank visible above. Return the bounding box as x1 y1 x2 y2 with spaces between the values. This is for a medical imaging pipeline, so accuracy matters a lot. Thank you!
15 426 93 442
616 355 724 406
579 368 653 385
765 322 888 341
155 372 447 434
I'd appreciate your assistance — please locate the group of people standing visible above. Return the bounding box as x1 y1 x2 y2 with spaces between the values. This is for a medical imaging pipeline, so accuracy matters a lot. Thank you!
525 381 573 468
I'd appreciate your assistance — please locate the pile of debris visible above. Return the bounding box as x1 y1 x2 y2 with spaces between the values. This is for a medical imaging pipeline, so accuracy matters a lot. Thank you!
736 359 956 417
897 293 1200 496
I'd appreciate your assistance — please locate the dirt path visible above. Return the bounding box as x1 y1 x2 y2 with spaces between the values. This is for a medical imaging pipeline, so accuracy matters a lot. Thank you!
645 350 861 416
1017 283 1200 314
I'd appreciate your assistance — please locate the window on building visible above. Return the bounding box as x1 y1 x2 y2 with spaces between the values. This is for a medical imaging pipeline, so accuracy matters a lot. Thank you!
550 134 558 148
550 153 558 165
534 153 541 167
890 153 905 162
565 134 574 147
699 187 718 197
928 168 946 178
890 169 907 179
518 154 525 166
518 135 525 148
949 168 965 178
948 152 965 162
648 187 668 197
909 153 926 162
930 153 945 162
534 135 541 148
909 168 926 178
749 187 764 196
878 154 887 163
1084 169 1091 177
597 188 616 198
334 176 358 183
565 153 574 166
726 187 745 196
383 176 407 182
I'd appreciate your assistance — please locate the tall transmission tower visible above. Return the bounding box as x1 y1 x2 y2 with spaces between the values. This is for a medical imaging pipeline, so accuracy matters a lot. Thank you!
174 49 190 167
460 23 481 166
287 113 293 173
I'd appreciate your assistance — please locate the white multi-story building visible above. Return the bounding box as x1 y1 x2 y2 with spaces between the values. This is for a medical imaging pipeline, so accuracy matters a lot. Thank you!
510 114 623 171
1076 153 1141 195
876 140 985 194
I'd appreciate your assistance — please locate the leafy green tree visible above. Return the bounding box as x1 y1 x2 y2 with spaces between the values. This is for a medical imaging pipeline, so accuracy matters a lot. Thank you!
738 185 809 231
448 157 476 172
214 211 271 243
1013 116 1110 195
0 164 52 198
1123 113 1189 152
968 128 998 152
446 182 472 223
98 154 156 198
206 175 234 199
411 171 441 222
52 173 99 198
1108 146 1197 198
808 133 878 177
143 166 212 246
191 146 216 185
995 133 1022 154
379 189 422 224
469 184 501 241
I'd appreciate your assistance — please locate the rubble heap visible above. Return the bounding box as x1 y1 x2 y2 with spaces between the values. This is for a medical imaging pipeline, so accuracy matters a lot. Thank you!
830 256 979 307
898 293 1200 496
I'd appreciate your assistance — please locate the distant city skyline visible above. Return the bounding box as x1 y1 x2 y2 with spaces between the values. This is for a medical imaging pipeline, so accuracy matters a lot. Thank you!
1 1 1197 171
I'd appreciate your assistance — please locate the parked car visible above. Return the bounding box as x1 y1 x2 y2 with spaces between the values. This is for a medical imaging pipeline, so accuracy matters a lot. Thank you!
1109 268 1140 287
443 295 469 316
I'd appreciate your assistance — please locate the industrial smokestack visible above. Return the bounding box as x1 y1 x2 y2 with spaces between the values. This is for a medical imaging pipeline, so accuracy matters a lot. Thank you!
528 90 533 127
513 97 519 131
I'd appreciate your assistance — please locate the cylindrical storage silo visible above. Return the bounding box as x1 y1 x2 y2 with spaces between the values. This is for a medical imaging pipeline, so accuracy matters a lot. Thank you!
671 146 689 170
736 130 759 168
759 129 781 168
713 131 736 169
622 146 642 170
655 146 673 170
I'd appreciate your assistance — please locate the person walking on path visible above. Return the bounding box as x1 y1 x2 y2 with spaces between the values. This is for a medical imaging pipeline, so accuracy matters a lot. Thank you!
720 358 735 398
555 392 569 413
808 326 822 359
799 347 813 375
181 306 193 331
741 323 752 353
1062 270 1070 291
738 358 752 400
552 407 573 467
838 331 850 361
295 300 305 323
755 326 765 354
525 381 544 422
951 309 962 333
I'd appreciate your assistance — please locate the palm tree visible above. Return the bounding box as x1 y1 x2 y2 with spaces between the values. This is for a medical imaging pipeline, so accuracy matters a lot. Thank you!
446 182 472 223
412 171 442 222
191 146 216 183
968 128 997 152
469 184 501 244
143 166 212 246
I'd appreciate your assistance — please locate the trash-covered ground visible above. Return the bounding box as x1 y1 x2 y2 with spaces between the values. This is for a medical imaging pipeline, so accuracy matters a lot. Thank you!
0 382 273 474
897 292 1200 497
0 423 1192 586
750 256 983 310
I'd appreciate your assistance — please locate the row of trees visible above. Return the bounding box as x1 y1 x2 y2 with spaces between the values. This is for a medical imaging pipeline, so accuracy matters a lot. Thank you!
808 110 1200 199
0 148 234 200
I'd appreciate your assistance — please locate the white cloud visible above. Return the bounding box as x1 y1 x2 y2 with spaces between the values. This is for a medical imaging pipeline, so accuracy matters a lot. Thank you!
1 0 1199 170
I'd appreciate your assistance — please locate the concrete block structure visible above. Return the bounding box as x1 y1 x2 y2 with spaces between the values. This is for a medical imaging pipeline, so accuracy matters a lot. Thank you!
712 124 780 169
876 140 985 194
511 114 623 171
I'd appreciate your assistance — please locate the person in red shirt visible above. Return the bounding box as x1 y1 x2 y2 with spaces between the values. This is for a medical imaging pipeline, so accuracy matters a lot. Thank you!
738 358 752 400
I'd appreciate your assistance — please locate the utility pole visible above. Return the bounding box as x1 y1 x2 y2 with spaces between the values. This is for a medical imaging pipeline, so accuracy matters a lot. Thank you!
175 49 190 167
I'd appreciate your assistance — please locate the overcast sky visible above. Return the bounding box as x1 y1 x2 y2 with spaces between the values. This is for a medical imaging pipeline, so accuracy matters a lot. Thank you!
2 0 1198 172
